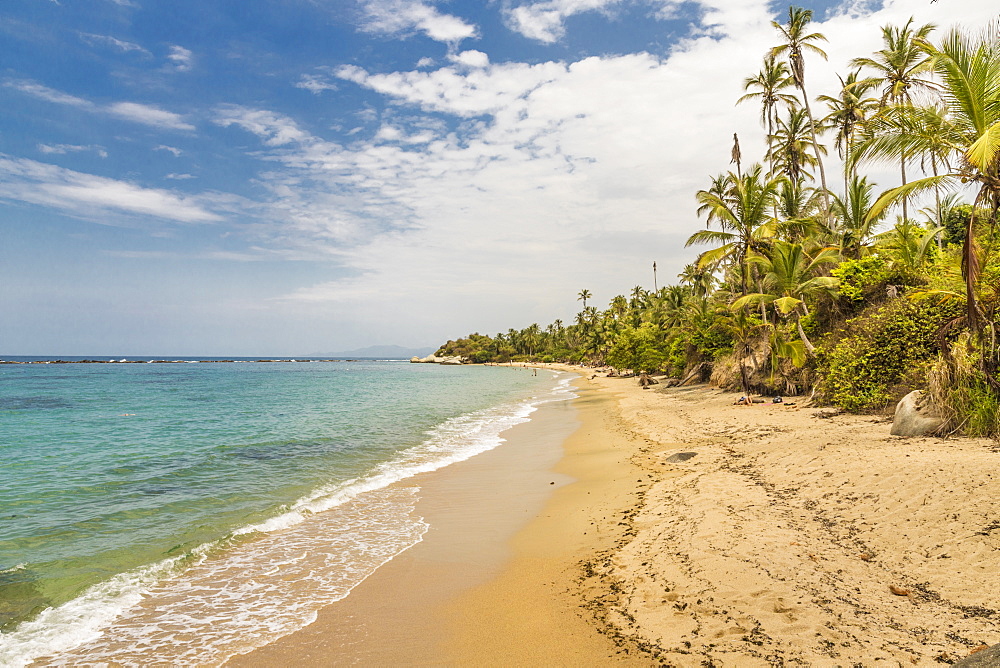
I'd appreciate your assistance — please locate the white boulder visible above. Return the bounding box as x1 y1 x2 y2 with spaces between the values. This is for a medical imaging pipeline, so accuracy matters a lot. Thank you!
890 390 944 437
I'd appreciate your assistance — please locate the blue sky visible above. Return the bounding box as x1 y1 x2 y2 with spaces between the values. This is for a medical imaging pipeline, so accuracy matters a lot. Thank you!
1 0 996 355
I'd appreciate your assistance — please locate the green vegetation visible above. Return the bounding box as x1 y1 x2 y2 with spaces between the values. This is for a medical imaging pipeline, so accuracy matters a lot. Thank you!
437 10 1000 437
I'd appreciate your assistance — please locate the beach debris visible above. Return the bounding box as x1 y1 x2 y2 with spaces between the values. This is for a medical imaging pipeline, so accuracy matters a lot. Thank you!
859 552 874 562
890 390 945 437
679 362 710 386
889 585 911 596
666 452 697 463
638 373 659 388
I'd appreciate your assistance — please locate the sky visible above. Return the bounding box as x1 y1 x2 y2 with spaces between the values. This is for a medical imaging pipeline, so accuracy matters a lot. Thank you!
1 0 997 355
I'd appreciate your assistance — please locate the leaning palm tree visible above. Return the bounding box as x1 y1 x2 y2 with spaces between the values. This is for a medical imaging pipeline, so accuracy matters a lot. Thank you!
851 17 937 221
771 6 832 217
738 53 799 178
859 25 1000 384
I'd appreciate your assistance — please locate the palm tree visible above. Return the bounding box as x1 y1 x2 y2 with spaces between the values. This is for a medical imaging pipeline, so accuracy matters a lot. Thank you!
717 308 768 396
818 70 878 197
738 54 799 178
771 6 832 217
831 175 885 259
577 289 592 310
875 219 943 274
770 107 824 185
688 164 783 296
851 17 937 221
861 25 1000 354
732 240 841 352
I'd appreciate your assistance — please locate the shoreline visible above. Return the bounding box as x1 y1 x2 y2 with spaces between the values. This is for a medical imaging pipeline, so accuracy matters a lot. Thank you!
227 370 616 666
236 364 1000 665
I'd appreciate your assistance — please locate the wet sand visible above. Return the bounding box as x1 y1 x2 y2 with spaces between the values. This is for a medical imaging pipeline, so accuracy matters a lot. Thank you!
229 375 643 666
233 366 1000 666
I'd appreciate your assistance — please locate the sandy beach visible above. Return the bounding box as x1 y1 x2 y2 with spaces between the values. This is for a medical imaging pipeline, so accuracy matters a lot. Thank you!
233 365 1000 666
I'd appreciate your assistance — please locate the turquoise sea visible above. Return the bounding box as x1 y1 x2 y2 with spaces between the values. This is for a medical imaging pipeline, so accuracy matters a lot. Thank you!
0 358 570 666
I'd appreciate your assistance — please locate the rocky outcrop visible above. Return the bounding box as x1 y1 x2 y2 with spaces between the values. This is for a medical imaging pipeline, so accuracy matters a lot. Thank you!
409 355 467 365
890 390 944 437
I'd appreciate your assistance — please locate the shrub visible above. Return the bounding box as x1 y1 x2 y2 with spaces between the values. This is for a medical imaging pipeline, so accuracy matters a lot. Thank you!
815 298 962 412
606 325 667 373
928 334 1000 437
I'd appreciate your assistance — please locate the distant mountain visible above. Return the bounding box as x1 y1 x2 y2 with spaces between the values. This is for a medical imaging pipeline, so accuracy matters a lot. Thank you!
306 344 437 359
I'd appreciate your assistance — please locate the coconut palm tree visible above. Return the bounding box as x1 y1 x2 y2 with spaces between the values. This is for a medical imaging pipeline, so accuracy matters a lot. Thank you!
769 107 824 185
818 70 879 197
771 6 832 217
577 289 592 310
738 54 799 178
717 308 769 396
732 240 841 352
678 263 716 298
875 219 944 274
851 17 937 221
688 164 783 296
861 25 1000 351
774 178 824 242
831 175 886 259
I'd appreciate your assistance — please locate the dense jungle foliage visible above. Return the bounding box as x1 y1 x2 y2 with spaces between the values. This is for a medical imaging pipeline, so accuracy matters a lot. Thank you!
437 9 1000 436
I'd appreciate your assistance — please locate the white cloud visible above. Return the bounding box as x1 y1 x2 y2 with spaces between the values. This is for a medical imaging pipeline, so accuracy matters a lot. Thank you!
357 0 478 43
334 61 565 117
0 155 222 224
449 50 489 68
167 45 193 71
38 143 108 158
165 173 196 180
154 144 182 156
5 80 92 108
79 32 151 55
207 0 999 343
8 79 195 132
505 0 623 43
214 106 311 146
106 102 195 131
295 74 338 94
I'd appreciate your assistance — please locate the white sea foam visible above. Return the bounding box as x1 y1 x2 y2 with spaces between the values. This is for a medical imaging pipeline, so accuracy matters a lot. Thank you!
0 370 576 667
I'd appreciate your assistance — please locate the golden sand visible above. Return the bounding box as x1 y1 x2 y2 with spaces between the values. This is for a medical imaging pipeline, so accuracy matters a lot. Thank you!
233 366 1000 666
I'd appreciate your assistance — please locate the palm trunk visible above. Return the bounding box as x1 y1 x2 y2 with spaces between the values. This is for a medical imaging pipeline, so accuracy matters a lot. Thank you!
799 86 831 219
796 315 815 354
933 158 942 251
901 157 908 222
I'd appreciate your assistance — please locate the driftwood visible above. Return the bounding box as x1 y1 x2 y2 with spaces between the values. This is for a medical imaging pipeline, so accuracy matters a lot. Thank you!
680 362 710 386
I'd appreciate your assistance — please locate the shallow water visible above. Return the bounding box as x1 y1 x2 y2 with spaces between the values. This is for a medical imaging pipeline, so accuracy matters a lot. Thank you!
0 360 570 666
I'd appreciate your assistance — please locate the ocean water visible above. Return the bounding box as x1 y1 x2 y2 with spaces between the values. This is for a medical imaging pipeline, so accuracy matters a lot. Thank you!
0 359 571 666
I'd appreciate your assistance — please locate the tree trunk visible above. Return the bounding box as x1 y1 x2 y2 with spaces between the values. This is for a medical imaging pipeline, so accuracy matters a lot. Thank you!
933 158 942 251
901 157 908 222
799 85 831 220
797 315 815 354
